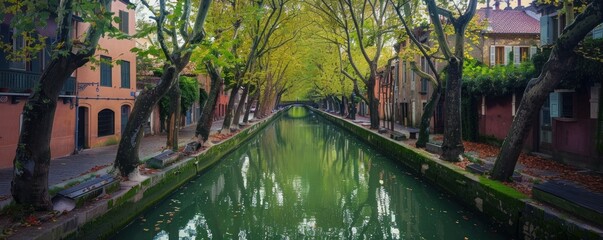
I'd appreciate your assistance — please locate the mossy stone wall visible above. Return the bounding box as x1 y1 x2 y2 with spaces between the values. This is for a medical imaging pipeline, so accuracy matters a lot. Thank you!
312 108 603 239
67 110 285 239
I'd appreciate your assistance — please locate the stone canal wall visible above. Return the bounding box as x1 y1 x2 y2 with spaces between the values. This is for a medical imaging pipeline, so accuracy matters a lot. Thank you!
312 108 603 239
26 110 286 240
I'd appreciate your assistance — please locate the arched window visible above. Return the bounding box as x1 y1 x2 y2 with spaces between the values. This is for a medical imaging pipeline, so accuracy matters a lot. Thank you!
98 109 115 137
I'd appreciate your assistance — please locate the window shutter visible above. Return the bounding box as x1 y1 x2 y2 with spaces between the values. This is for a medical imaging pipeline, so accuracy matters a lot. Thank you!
549 92 560 118
529 46 537 60
121 61 130 88
513 46 520 65
490 45 496 66
504 46 512 65
540 16 553 45
123 11 129 34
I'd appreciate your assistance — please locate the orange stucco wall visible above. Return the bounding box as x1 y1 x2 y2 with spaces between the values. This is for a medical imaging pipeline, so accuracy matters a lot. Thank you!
0 0 136 168
0 100 75 168
75 1 136 148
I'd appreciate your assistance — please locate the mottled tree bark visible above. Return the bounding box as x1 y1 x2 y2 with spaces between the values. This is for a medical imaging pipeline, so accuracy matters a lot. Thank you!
221 82 239 133
196 62 223 143
232 84 249 128
416 84 441 148
166 81 181 151
492 1 603 181
440 58 464 161
115 0 211 177
115 67 177 176
423 0 477 161
11 0 111 210
243 90 258 123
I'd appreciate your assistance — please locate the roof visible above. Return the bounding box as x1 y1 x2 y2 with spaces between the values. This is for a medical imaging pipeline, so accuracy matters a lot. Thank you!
476 8 540 34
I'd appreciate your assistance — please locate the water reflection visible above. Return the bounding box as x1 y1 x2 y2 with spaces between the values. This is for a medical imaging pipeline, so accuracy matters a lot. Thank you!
115 107 503 239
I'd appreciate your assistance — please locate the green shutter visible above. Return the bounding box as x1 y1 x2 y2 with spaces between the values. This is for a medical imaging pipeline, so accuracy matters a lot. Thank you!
123 11 129 34
121 61 130 88
101 56 112 86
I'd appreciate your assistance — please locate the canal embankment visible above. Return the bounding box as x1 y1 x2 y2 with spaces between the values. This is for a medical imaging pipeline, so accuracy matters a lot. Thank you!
312 108 603 239
7 110 285 240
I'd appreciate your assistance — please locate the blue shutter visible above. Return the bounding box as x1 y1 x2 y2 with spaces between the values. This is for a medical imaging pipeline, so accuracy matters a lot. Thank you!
594 24 603 39
540 16 553 45
549 92 560 117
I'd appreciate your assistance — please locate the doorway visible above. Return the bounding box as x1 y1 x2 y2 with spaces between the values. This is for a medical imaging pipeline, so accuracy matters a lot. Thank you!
77 106 88 149
539 97 553 152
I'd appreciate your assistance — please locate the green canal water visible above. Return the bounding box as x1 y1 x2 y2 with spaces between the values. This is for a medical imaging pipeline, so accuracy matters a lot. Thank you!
114 107 504 239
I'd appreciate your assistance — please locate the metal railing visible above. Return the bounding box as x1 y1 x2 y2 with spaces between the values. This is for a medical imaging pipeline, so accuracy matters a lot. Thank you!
0 69 75 95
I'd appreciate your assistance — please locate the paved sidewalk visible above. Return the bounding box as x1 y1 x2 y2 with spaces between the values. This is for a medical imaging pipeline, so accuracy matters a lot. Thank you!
0 119 228 197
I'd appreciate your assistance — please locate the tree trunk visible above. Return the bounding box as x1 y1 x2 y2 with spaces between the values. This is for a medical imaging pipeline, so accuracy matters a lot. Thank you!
12 57 79 210
367 75 379 129
11 0 111 208
166 82 181 151
115 67 178 177
491 0 603 181
221 82 239 133
416 84 442 148
232 84 249 129
196 62 223 143
441 58 464 161
243 90 258 123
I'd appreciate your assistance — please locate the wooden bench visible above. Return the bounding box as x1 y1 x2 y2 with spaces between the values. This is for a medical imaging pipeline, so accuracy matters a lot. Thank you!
399 127 420 139
52 174 119 211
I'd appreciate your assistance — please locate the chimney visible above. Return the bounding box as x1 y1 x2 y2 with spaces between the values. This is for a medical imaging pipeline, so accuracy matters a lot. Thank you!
486 0 491 18
518 0 522 7
494 0 500 10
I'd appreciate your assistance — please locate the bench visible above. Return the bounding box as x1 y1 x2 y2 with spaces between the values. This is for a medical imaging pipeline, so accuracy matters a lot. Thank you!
390 132 406 141
52 174 119 211
533 180 603 227
146 150 180 169
399 127 420 139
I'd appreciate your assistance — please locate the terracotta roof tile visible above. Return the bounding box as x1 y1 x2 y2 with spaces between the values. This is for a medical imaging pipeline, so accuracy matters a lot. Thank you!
476 9 540 34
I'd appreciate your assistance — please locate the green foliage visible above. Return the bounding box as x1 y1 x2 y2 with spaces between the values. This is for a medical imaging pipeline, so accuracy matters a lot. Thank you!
534 38 603 89
179 76 200 114
462 60 536 96
0 0 118 62
159 76 200 117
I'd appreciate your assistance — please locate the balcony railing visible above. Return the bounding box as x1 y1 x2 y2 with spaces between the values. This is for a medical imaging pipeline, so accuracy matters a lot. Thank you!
0 69 75 95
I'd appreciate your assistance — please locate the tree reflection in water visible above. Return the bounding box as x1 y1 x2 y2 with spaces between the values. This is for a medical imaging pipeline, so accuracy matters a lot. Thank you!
115 107 503 239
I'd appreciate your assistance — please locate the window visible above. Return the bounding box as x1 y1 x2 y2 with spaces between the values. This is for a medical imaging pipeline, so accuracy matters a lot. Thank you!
549 91 574 119
495 46 504 65
420 78 428 94
100 56 112 87
119 11 129 34
519 47 530 62
9 28 26 70
491 45 512 66
98 109 115 137
593 24 603 39
121 61 130 88
560 92 573 118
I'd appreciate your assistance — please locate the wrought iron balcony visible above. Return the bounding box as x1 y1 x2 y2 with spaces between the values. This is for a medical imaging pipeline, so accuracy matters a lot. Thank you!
0 69 75 95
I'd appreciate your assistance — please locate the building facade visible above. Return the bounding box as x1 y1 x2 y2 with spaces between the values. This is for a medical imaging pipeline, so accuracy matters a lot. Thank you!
0 0 136 168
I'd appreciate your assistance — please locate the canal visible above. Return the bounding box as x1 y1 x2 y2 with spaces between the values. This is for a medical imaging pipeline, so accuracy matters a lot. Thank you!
114 107 504 239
